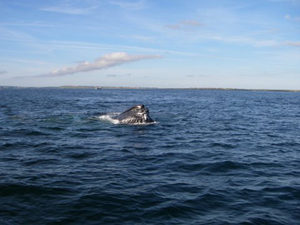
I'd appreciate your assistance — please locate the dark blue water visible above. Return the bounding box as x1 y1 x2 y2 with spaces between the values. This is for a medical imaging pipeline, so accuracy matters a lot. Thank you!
0 88 299 225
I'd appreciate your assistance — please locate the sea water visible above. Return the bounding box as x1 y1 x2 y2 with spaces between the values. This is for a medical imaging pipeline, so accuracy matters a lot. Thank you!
0 88 299 224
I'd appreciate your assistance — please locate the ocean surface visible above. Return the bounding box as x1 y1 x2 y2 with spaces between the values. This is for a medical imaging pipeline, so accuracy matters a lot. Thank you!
0 88 299 225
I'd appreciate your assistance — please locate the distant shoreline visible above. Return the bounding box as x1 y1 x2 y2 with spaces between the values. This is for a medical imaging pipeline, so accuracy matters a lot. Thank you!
0 86 299 92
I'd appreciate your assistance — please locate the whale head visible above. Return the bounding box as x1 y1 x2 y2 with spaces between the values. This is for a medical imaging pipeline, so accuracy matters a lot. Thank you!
116 105 154 124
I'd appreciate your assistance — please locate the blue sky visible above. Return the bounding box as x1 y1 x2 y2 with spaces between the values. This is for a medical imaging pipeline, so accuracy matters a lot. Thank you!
0 0 299 89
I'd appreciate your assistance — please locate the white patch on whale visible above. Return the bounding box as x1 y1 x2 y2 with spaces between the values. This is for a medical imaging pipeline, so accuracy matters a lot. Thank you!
98 113 120 124
98 113 157 125
97 105 157 125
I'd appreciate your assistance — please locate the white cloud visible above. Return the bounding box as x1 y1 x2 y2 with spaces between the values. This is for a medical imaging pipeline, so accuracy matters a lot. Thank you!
38 52 161 77
109 0 147 10
285 41 300 46
106 73 132 78
165 20 203 30
165 24 181 30
285 14 300 21
0 21 59 27
211 35 279 47
180 20 203 27
40 6 95 15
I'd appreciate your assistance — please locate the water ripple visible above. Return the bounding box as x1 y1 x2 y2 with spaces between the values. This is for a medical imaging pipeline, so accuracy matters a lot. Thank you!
0 89 299 224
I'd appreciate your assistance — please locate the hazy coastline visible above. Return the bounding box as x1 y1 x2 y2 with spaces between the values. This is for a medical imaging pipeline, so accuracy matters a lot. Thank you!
1 85 299 92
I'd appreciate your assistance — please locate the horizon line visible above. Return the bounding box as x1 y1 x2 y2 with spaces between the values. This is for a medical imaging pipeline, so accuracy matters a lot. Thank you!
1 85 299 92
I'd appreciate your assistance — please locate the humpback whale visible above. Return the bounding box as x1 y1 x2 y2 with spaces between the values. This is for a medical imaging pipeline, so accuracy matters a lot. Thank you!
114 105 154 124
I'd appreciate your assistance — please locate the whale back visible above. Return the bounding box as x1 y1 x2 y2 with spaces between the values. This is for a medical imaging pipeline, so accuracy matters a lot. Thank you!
116 105 154 124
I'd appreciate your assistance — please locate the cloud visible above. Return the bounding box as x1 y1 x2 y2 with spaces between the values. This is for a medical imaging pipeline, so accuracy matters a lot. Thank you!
0 21 59 27
165 24 181 30
186 74 207 78
211 35 279 47
165 20 203 30
38 52 161 77
109 0 147 10
40 6 95 15
285 41 300 47
285 14 300 21
107 73 132 77
181 20 203 26
0 70 8 75
107 74 117 77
